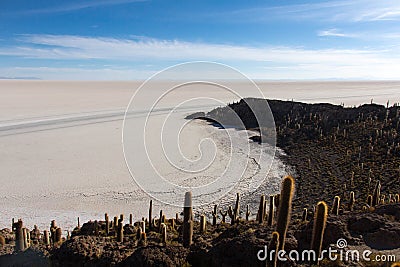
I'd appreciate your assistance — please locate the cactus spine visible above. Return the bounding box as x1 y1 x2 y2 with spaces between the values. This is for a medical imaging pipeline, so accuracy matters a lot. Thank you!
268 195 275 226
276 176 294 251
183 191 193 247
311 201 328 263
332 196 340 215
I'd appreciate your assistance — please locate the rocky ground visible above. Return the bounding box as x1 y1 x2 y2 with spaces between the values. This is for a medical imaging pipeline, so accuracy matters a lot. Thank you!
1 99 400 266
0 204 399 266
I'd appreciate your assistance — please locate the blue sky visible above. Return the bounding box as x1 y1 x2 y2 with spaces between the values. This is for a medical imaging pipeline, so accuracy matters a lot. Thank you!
1 0 400 80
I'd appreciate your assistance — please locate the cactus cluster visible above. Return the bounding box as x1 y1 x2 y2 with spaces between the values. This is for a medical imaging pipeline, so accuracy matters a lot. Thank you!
6 170 399 265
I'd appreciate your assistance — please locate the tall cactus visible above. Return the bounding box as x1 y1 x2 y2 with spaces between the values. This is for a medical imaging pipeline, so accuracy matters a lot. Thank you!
117 218 123 242
311 201 328 263
158 210 163 233
228 206 235 225
50 220 57 245
268 195 275 226
139 232 147 246
14 219 24 252
220 210 227 223
149 200 153 229
302 208 308 222
141 220 146 234
367 194 373 206
183 191 193 247
113 216 118 232
136 227 142 241
349 191 355 211
55 227 62 243
267 231 279 267
43 230 50 245
332 196 340 215
233 193 240 223
263 199 268 222
212 205 218 226
169 218 175 230
246 204 251 221
94 220 99 236
105 213 110 236
276 176 294 251
200 215 206 233
372 180 381 206
257 195 266 224
274 194 280 212
161 223 167 245
22 228 28 249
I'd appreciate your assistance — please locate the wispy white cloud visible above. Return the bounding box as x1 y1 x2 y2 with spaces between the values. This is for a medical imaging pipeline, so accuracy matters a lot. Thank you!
218 0 400 22
16 0 146 15
317 28 400 41
369 10 400 21
0 34 390 63
318 29 358 38
1 34 400 80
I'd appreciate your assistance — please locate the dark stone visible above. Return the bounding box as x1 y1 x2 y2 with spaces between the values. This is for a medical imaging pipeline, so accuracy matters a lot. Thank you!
364 228 400 250
375 203 400 220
